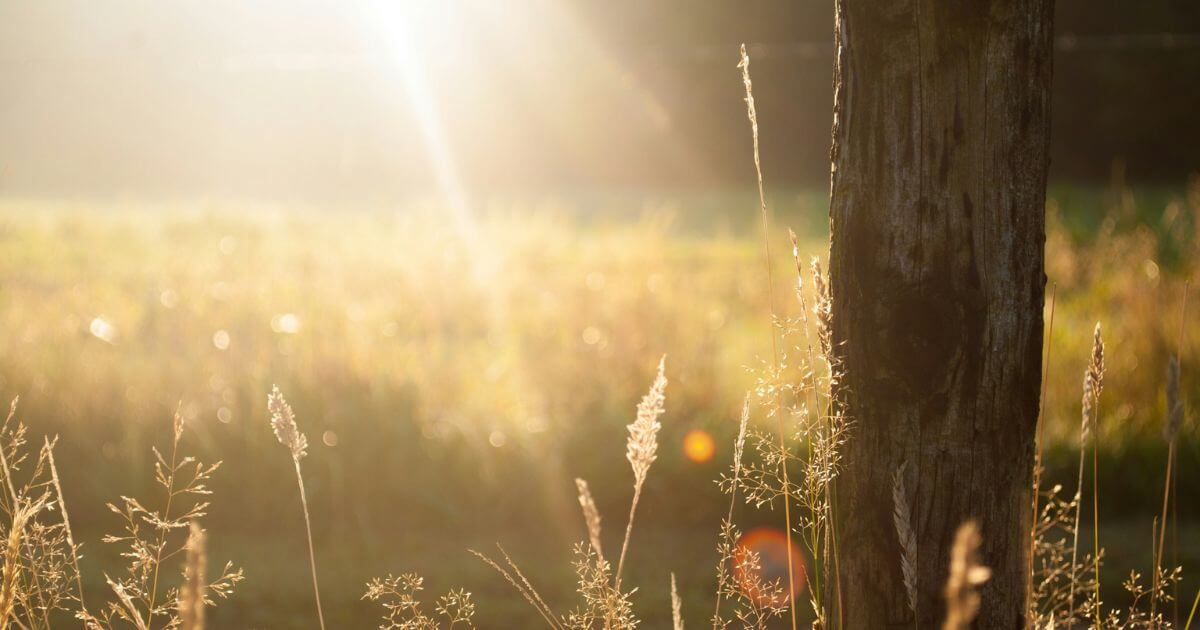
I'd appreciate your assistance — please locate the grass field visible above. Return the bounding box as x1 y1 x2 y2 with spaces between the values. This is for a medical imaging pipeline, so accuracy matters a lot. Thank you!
0 181 1198 627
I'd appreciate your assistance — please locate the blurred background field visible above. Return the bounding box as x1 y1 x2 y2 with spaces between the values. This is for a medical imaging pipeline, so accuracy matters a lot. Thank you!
0 180 1198 626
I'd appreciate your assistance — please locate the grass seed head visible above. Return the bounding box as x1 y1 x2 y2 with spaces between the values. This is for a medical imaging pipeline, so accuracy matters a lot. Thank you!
268 386 308 461
627 356 667 485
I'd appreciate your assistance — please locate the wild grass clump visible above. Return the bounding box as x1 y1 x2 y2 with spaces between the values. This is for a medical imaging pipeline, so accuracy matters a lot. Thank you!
362 573 476 629
1029 284 1192 629
0 397 247 630
82 411 242 629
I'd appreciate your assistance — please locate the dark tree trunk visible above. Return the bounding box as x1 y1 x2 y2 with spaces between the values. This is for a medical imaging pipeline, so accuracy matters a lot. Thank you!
826 2 1053 628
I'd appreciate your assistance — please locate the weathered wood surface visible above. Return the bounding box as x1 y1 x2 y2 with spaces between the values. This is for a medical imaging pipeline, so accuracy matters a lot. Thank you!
826 1 1054 627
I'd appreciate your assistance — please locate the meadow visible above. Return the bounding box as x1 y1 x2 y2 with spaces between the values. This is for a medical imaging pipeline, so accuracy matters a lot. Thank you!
0 178 1197 627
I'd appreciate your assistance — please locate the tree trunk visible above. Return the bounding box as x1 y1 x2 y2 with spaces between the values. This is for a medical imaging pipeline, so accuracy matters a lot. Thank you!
826 2 1053 628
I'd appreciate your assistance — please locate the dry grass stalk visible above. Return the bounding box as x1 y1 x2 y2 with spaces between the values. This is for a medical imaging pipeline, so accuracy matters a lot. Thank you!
267 386 325 630
470 547 562 630
1151 355 1181 625
144 411 186 629
1087 324 1105 628
1154 283 1189 625
0 399 53 629
738 42 798 630
733 397 750 481
0 398 48 627
809 256 844 625
83 410 241 630
615 356 667 587
44 436 87 617
497 545 558 628
179 523 205 630
104 577 147 630
942 521 991 630
891 462 917 616
1186 587 1199 629
0 399 20 507
810 258 833 362
712 397 750 628
1070 323 1104 623
574 479 604 561
789 230 844 623
671 573 684 630
0 499 43 630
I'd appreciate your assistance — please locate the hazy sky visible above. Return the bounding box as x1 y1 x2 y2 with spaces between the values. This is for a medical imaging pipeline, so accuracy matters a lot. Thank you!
0 1 746 202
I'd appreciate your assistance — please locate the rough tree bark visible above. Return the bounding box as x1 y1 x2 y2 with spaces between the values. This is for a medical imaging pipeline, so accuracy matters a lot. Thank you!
825 2 1054 628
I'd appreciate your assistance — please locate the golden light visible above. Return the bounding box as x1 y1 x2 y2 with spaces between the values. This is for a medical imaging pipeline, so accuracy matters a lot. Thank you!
733 527 807 606
683 429 716 463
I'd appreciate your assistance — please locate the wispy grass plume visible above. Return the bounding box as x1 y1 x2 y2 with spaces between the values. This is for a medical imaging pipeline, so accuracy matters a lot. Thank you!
891 462 917 618
615 356 666 587
268 386 325 630
574 478 603 561
1070 323 1104 623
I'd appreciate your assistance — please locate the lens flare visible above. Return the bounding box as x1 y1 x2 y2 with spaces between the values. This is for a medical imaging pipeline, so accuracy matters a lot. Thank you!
683 429 716 463
733 527 807 606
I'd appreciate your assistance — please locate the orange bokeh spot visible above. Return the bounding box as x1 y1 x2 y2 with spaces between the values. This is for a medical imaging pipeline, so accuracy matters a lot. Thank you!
683 429 716 463
733 527 807 607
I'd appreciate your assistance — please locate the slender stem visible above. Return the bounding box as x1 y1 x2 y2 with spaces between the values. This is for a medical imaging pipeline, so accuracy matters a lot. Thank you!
294 459 327 630
1151 444 1174 626
45 438 87 617
1173 456 1180 626
1092 414 1101 630
1185 587 1200 630
1067 444 1086 623
146 432 181 630
614 482 642 590
1155 282 1189 626
1175 282 1190 627
712 475 741 626
792 249 833 625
